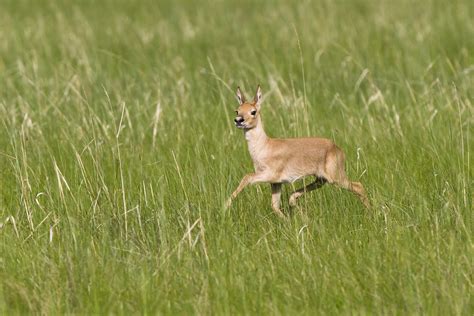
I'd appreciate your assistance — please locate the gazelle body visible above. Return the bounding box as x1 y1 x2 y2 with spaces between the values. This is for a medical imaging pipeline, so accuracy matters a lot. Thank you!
226 85 370 218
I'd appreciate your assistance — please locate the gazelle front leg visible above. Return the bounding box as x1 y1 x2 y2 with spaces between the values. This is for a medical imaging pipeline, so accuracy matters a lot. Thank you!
271 183 286 218
225 173 257 208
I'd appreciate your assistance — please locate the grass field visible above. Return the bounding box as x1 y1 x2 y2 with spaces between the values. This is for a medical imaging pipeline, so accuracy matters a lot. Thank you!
0 0 472 314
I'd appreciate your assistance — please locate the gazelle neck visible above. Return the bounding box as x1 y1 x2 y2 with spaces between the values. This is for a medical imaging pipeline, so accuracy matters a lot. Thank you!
244 116 268 162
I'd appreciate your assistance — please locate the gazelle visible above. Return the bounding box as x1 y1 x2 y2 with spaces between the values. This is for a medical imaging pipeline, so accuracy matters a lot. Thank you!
226 85 370 218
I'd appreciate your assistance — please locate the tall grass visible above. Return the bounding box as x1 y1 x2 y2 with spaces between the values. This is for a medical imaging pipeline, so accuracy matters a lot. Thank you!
0 0 472 314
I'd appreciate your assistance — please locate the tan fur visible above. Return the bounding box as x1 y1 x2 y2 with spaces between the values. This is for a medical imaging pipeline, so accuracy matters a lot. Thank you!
226 86 370 218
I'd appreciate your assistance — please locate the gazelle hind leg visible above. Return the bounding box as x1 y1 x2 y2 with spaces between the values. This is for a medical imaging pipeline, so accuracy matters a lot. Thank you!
334 178 370 208
289 177 326 207
324 147 370 208
349 181 370 207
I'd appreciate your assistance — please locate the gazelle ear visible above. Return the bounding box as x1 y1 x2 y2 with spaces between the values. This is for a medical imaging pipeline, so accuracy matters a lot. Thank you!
254 84 263 108
236 87 246 105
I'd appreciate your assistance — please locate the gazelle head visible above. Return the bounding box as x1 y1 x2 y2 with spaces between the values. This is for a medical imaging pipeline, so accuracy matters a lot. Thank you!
234 85 263 130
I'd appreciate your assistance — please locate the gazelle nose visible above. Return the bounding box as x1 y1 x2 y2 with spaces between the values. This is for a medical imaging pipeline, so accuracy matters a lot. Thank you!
234 117 244 123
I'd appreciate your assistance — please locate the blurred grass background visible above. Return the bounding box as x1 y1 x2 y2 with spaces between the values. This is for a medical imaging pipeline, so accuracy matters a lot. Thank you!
0 0 472 314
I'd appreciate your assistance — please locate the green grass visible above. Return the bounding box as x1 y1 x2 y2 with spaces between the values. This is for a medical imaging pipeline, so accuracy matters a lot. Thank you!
0 0 472 314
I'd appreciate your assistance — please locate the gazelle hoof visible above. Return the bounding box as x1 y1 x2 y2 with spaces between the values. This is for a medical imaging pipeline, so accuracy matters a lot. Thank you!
289 195 298 207
273 208 287 219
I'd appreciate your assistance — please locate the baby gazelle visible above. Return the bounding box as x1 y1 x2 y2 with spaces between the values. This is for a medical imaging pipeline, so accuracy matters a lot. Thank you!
226 85 370 218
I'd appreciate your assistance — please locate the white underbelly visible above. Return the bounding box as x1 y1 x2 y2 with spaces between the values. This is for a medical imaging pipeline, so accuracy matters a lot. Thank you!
279 173 305 183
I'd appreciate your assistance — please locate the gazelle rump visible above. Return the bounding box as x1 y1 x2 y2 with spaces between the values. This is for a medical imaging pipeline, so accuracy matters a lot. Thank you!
226 85 370 218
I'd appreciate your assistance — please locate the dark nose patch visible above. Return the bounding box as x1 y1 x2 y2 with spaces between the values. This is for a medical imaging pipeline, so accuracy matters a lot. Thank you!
234 117 244 123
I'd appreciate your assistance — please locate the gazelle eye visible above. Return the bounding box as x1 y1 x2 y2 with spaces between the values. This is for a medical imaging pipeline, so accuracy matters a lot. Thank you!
250 110 257 116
